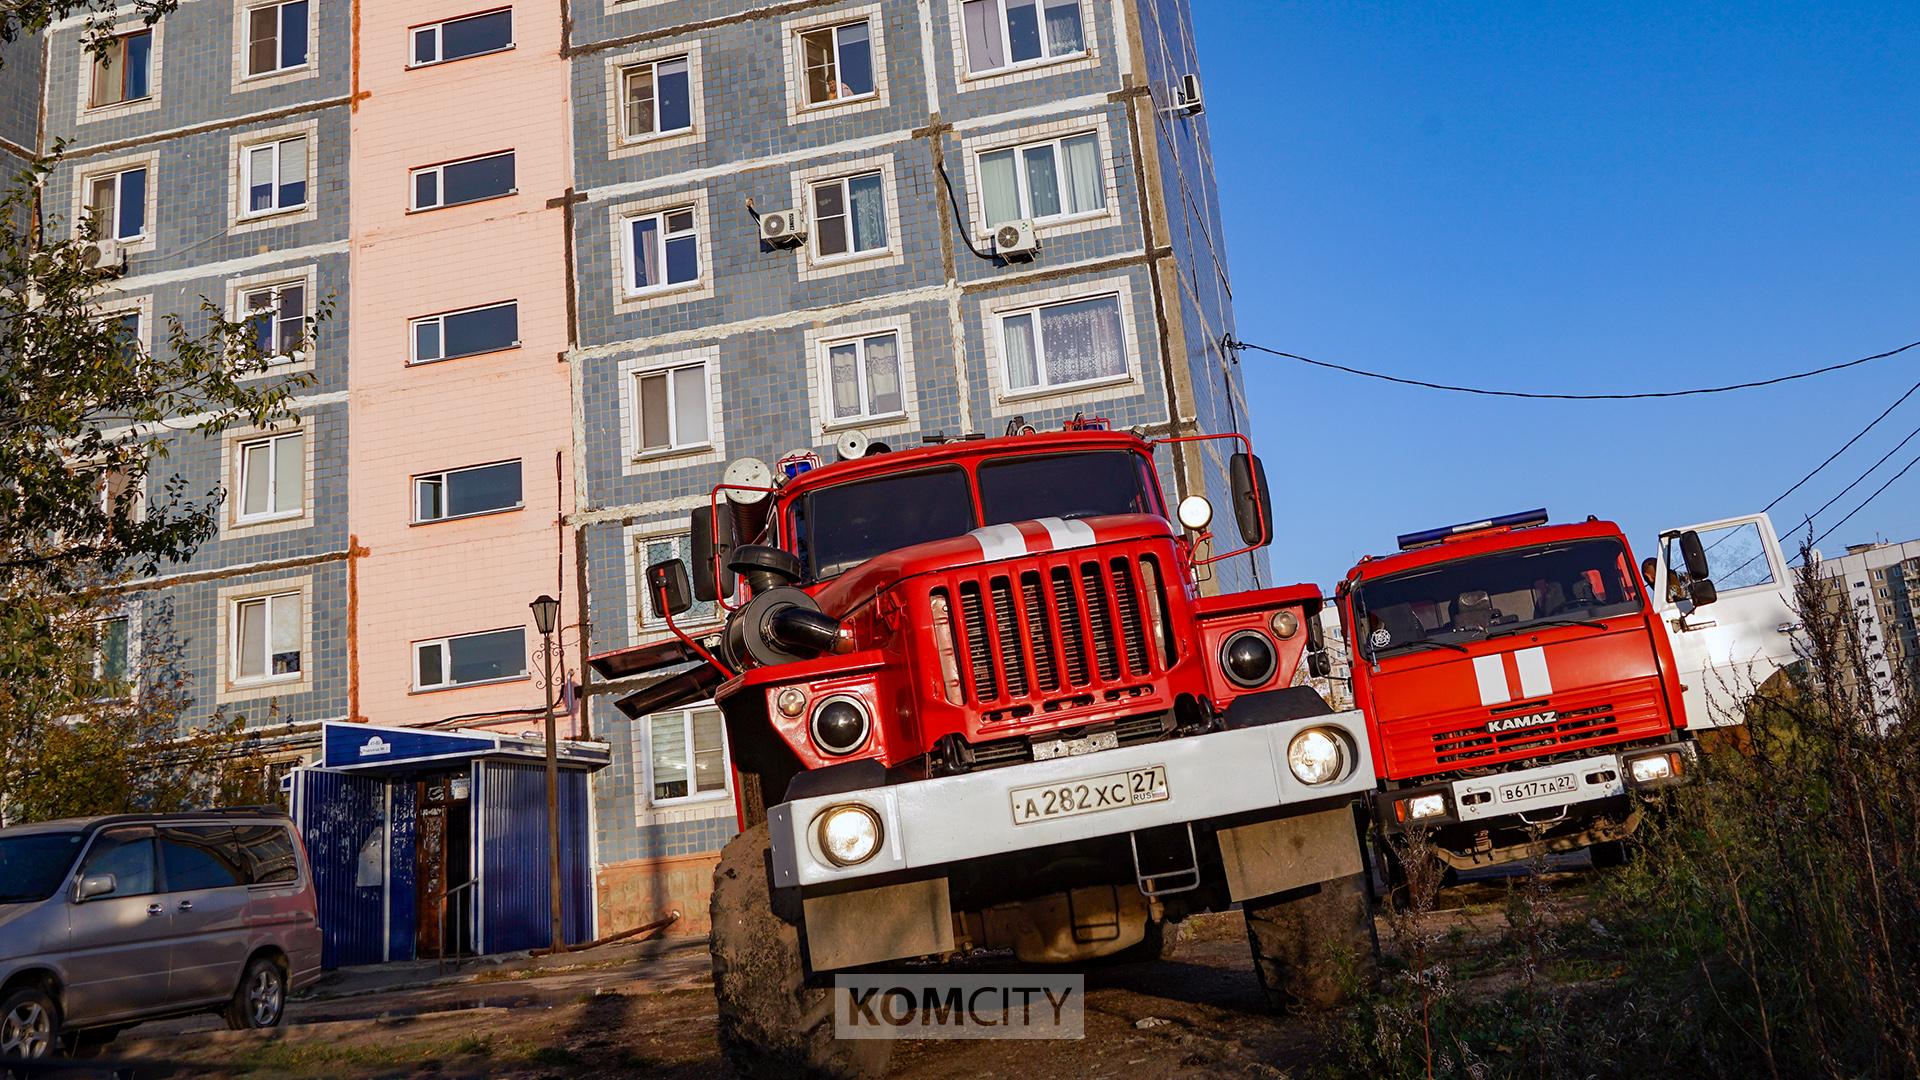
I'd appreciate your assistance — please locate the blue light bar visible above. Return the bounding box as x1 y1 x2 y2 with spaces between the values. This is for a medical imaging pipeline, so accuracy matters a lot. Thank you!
1397 508 1549 551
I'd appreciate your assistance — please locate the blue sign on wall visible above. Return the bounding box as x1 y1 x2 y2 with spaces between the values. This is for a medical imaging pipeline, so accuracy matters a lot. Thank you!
322 722 499 770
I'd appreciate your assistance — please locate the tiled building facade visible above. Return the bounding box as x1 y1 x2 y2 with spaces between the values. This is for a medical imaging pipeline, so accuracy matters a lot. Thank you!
15 0 1252 945
1817 539 1920 726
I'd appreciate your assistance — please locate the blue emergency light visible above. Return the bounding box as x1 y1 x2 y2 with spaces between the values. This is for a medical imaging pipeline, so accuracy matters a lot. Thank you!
1396 508 1548 551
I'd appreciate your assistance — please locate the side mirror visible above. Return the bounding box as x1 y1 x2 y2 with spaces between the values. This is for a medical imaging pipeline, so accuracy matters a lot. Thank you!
1688 579 1718 608
1228 453 1273 548
1307 651 1332 679
647 559 694 619
77 873 116 900
688 507 737 604
1679 530 1711 580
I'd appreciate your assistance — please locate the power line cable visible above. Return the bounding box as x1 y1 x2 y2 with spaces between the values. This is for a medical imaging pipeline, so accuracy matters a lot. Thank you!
1761 376 1920 513
1781 420 1920 540
1812 449 1920 549
1224 338 1920 401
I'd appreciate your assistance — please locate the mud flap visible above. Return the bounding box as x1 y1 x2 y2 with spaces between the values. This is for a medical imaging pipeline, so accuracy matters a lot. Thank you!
1217 806 1364 903
802 877 954 971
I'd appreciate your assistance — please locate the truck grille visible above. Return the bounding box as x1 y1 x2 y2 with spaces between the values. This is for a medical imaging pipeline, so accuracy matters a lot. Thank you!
954 713 1175 772
937 553 1168 717
1432 703 1626 766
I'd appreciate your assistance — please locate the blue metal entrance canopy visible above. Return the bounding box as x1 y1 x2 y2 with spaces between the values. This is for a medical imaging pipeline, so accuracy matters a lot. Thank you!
320 721 611 772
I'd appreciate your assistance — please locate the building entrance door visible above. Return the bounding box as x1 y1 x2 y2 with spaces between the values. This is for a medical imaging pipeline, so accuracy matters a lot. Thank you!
413 773 473 958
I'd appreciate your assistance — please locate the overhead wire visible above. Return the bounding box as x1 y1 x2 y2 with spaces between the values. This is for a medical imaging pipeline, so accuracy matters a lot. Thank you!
1760 376 1920 514
1813 450 1920 549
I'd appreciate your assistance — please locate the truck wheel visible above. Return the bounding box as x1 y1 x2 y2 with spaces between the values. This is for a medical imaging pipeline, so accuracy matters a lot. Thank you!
710 823 890 1079
1243 872 1375 1012
1094 917 1177 966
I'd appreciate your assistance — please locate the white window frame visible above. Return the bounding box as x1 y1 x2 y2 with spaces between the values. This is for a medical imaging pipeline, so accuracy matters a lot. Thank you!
818 329 906 425
631 360 712 457
88 28 153 109
238 135 309 219
245 0 309 77
238 280 308 362
409 7 515 68
643 705 731 807
234 431 305 524
412 626 529 691
413 459 524 524
93 612 136 700
409 150 517 212
797 19 877 109
975 131 1105 227
408 300 521 365
229 590 302 687
85 167 148 242
960 0 1087 76
991 289 1131 397
620 205 702 297
619 54 694 142
808 170 891 263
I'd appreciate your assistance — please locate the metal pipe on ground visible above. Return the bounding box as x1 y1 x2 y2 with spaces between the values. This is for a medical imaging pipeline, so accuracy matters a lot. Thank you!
530 909 682 957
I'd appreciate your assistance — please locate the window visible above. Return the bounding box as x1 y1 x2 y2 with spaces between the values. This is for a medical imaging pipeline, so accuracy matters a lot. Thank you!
79 828 155 897
232 591 301 683
241 282 307 358
623 207 699 293
634 362 710 453
232 824 298 884
158 827 247 891
94 615 131 697
409 301 519 364
90 29 152 107
961 0 1084 74
647 707 726 803
246 0 309 76
411 151 515 211
1666 522 1775 593
102 311 142 360
978 132 1104 227
638 534 718 627
823 331 902 423
241 136 308 216
810 171 888 259
799 20 873 106
414 460 523 522
411 8 513 66
998 294 1124 392
236 431 304 522
85 167 147 241
414 627 528 690
621 55 691 139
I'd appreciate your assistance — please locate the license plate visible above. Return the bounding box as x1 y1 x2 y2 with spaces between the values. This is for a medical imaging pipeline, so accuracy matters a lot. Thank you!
1010 766 1169 825
1498 773 1578 803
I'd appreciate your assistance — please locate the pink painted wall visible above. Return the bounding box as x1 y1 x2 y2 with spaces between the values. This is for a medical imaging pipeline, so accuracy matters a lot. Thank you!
347 4 576 735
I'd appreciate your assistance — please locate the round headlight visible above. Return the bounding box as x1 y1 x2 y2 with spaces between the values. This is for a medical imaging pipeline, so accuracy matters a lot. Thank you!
816 803 883 866
1288 727 1347 785
810 696 871 756
776 687 807 718
1271 610 1300 639
1221 629 1277 688
1177 495 1214 531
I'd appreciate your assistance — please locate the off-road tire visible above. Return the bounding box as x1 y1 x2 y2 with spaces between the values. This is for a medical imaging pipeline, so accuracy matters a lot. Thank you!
1589 839 1631 868
1243 872 1375 1012
1096 917 1177 965
1377 841 1457 911
222 955 287 1030
710 823 890 1079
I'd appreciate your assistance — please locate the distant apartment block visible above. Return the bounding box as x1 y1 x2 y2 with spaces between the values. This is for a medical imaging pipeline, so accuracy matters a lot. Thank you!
1817 539 1920 724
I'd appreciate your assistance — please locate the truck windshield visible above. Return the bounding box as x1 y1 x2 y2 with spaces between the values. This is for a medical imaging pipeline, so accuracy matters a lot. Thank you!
795 466 976 579
0 832 85 904
1354 538 1644 661
978 450 1158 525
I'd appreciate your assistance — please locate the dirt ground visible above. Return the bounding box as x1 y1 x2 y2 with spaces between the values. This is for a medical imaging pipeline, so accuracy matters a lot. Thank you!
78 870 1584 1079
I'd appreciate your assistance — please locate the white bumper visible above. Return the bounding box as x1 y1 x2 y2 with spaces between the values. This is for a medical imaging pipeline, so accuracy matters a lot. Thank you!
1451 752 1628 822
768 710 1375 889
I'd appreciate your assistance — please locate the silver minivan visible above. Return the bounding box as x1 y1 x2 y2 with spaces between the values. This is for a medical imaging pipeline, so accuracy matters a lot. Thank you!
0 808 322 1060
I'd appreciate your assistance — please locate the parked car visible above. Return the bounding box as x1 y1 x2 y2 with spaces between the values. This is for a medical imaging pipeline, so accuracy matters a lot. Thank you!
0 808 322 1060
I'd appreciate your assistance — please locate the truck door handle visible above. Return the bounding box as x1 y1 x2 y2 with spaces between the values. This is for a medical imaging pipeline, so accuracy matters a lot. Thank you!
177 899 193 912
1777 622 1802 634
146 903 164 917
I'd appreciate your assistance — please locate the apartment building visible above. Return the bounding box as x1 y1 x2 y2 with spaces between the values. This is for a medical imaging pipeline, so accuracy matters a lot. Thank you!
1817 539 1920 726
566 0 1255 935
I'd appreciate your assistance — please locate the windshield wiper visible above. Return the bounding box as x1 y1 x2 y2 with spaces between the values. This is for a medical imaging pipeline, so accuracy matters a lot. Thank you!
1377 638 1471 656
1488 617 1609 639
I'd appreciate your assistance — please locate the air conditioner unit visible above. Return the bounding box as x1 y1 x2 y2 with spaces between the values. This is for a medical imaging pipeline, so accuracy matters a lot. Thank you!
992 219 1039 261
1176 73 1204 115
84 241 128 275
759 209 807 247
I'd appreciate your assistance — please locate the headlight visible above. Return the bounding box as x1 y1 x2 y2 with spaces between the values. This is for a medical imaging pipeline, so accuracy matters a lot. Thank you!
1629 754 1675 784
1287 727 1347 784
1406 793 1447 820
1221 630 1278 688
816 803 883 866
810 695 871 756
775 687 807 718
1270 610 1299 639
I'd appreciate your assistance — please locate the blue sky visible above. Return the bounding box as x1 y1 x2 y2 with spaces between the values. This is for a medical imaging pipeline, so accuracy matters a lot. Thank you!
1196 2 1920 588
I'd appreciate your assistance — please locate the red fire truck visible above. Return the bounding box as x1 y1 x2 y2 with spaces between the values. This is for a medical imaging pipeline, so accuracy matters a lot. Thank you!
1337 508 1798 878
593 423 1380 1075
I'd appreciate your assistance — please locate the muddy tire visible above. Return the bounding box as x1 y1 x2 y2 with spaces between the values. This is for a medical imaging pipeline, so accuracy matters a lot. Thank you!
1243 872 1375 1012
710 823 890 1079
1095 917 1177 966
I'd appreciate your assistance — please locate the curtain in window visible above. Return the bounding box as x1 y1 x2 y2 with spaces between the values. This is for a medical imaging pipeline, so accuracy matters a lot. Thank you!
650 716 689 800
275 433 304 512
849 173 887 251
279 138 307 207
865 334 901 414
1063 134 1103 214
961 0 1005 72
238 601 266 677
829 342 860 418
638 372 669 447
278 286 307 351
269 595 301 674
802 29 837 103
624 66 656 136
631 218 661 289
836 23 874 96
1023 145 1061 218
242 443 272 515
1002 313 1039 389
1044 0 1083 54
248 146 276 212
672 365 708 445
979 150 1020 226
692 710 725 794
1039 296 1123 384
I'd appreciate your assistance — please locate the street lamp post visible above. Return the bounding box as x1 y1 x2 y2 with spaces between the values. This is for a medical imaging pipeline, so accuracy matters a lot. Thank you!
530 594 564 954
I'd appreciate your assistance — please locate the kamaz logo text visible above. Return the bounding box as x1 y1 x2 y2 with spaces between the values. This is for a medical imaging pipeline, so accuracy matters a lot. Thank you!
1487 710 1558 734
